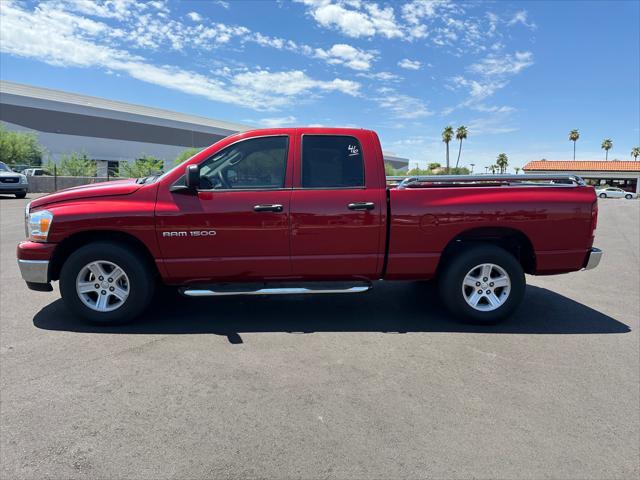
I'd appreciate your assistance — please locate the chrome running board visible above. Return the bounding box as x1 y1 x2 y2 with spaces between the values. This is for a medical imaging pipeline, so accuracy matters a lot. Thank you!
181 284 372 297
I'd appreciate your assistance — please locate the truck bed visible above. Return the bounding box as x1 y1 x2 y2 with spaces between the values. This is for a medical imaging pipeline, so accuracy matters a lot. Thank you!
384 175 597 279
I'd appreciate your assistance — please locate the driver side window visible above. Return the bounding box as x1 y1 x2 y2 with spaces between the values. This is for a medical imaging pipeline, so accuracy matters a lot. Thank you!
199 136 288 190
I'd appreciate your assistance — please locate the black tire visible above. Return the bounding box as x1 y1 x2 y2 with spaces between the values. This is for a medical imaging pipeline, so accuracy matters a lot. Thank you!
599 193 607 198
625 194 632 200
15 192 26 199
59 241 155 324
438 244 525 324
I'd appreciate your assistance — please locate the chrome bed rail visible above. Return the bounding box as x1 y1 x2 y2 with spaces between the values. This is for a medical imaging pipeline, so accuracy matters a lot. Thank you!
387 174 586 189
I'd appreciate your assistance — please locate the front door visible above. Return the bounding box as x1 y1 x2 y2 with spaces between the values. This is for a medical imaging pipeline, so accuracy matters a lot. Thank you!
156 135 294 283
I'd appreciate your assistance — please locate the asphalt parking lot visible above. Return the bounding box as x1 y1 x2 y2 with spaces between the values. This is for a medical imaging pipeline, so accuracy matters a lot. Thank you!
1 195 638 480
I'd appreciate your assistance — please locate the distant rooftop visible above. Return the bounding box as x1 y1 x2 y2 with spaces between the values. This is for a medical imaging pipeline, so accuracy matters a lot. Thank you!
0 80 252 134
524 160 640 172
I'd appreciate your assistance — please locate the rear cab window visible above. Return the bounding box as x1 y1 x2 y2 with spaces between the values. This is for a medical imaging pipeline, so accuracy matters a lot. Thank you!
301 135 364 188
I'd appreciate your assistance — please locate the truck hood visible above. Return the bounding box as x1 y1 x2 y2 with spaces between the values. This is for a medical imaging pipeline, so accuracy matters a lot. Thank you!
29 179 142 209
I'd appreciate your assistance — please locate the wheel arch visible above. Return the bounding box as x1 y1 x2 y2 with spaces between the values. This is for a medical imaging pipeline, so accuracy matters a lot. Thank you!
438 227 536 274
49 230 159 281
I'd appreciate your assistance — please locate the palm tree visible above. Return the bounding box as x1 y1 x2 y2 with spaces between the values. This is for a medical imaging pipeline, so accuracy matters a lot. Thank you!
455 126 468 169
568 129 579 160
631 147 640 161
601 139 613 160
442 126 453 173
514 167 520 174
496 153 509 173
489 165 497 174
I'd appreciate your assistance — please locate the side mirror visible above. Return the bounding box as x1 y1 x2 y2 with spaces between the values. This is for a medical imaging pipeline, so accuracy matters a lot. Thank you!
185 164 201 190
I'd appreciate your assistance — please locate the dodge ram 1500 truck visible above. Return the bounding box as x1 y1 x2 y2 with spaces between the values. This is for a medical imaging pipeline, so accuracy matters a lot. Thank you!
17 128 602 324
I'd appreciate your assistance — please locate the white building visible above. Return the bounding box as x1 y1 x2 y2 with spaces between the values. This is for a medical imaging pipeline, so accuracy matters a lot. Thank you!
0 80 410 175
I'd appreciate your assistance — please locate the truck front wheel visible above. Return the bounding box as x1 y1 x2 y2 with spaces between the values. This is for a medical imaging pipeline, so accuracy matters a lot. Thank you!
438 245 525 324
59 242 155 324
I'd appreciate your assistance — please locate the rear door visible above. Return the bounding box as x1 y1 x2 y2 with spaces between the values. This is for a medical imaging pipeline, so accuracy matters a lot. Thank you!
289 132 385 279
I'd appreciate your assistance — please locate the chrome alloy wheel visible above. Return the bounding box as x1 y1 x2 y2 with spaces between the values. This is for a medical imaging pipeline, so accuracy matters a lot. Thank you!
462 263 511 312
76 260 130 312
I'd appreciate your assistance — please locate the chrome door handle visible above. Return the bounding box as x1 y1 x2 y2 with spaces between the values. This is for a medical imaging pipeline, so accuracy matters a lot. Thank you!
347 202 375 211
254 204 284 212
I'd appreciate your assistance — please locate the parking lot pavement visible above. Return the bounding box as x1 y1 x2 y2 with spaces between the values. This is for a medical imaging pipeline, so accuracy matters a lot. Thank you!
1 194 638 480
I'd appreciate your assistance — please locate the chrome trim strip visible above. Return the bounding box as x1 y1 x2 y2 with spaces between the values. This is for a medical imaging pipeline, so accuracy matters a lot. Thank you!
583 247 603 271
182 285 372 297
24 201 31 238
17 259 49 283
390 174 586 188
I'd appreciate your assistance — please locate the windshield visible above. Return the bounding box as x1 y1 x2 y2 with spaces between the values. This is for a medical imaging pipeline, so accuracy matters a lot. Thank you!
0 162 12 172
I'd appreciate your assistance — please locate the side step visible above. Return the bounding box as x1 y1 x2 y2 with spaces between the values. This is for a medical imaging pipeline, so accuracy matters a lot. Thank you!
181 281 372 297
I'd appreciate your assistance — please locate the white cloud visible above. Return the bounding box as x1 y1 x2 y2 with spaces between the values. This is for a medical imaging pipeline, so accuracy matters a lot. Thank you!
0 1 360 110
187 11 202 22
467 115 518 135
356 71 402 82
376 87 432 119
259 116 297 127
56 0 146 21
297 0 402 39
508 10 537 30
314 44 376 71
398 58 422 70
447 51 534 109
469 51 534 76
450 76 507 102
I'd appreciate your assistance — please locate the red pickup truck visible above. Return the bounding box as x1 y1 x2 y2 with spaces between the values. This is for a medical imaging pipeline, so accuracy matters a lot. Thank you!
17 128 602 325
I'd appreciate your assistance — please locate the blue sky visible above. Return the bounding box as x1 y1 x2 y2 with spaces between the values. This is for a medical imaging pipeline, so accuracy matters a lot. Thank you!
1 0 639 170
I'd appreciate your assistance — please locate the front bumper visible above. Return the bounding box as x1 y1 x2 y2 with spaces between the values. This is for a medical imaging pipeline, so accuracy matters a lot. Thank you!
583 247 603 270
0 184 27 194
17 241 56 288
18 259 50 283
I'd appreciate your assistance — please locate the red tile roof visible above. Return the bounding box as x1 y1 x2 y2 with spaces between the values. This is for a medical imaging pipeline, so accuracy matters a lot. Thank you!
523 160 640 172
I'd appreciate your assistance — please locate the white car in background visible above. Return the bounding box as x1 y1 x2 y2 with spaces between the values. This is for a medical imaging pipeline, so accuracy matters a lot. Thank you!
0 161 28 198
595 187 637 199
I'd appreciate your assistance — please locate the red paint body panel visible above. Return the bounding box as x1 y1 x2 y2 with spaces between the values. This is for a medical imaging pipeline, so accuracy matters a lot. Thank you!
29 179 142 209
385 186 595 279
20 127 598 286
17 241 57 261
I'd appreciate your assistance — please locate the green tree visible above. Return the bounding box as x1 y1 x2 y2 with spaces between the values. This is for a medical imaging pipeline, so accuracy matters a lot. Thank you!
121 155 164 178
438 166 470 175
601 138 613 160
174 147 202 166
568 129 579 160
514 167 521 174
428 162 441 171
631 147 640 161
385 163 404 176
496 153 509 173
454 125 468 169
442 126 453 173
0 123 43 166
56 153 96 176
407 166 432 176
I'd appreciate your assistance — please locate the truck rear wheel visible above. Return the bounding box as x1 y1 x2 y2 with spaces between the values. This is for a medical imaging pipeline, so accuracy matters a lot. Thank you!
438 245 525 324
59 242 155 324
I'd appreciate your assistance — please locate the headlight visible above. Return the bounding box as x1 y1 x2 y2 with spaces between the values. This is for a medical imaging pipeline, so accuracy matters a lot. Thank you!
20 175 27 184
27 209 53 242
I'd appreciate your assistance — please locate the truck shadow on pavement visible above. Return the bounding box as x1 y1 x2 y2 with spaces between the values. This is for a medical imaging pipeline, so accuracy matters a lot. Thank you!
33 282 630 343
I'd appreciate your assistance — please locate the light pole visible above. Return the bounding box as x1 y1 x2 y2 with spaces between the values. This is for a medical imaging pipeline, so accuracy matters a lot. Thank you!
469 163 475 174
